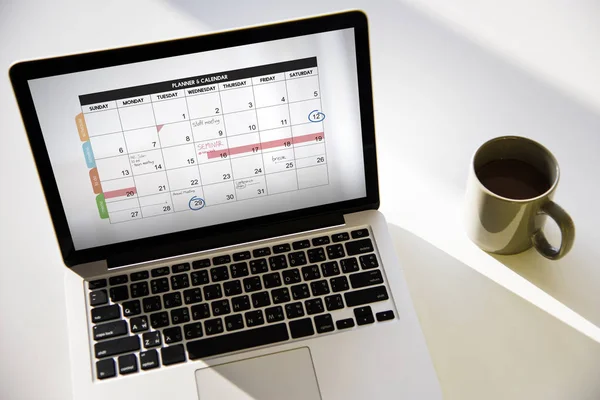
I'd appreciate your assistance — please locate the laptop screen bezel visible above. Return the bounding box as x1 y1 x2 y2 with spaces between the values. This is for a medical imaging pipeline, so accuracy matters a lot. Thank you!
9 10 379 267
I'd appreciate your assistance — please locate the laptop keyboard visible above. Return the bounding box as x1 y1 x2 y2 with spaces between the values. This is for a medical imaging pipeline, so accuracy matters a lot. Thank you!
87 226 396 380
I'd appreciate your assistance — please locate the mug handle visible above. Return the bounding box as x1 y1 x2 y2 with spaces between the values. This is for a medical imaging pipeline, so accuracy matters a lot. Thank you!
531 201 575 260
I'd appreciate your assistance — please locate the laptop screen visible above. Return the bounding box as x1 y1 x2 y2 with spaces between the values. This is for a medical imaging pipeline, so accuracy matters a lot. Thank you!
27 28 366 251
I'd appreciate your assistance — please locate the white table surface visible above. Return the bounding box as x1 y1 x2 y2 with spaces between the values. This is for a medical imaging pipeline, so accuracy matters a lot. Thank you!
1 1 599 399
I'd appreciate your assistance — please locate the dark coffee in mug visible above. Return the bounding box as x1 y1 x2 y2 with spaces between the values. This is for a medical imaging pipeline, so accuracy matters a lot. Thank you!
475 158 551 200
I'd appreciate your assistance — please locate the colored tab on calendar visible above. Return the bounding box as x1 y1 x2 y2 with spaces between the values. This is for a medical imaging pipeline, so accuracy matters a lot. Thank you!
82 141 96 168
75 113 89 142
206 132 324 159
96 194 109 219
89 168 102 194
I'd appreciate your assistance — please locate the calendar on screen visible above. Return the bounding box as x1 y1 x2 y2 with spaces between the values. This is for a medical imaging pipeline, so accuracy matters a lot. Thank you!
76 58 328 224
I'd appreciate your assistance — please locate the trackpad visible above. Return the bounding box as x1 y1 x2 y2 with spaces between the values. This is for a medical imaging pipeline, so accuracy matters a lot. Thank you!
195 348 321 400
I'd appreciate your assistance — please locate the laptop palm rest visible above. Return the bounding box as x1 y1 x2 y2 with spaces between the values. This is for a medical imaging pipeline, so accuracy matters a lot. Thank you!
195 348 321 400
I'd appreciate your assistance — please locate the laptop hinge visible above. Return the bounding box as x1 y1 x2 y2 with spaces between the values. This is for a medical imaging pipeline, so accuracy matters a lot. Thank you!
107 212 345 269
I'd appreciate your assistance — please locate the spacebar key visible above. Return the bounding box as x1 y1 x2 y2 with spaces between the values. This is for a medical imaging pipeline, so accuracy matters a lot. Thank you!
344 285 389 307
187 323 289 359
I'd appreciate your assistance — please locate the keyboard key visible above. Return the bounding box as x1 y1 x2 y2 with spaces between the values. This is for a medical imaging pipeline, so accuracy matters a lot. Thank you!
354 306 375 325
122 300 141 316
187 323 289 359
184 322 203 340
170 307 190 324
91 305 120 323
129 316 149 333
90 290 108 306
212 255 231 265
211 299 231 316
326 244 345 260
184 288 203 304
245 310 265 327
233 251 251 261
289 318 314 338
172 263 190 274
263 272 282 288
109 275 128 285
359 254 379 270
142 331 161 348
118 354 138 375
305 298 324 315
291 283 310 300
171 273 190 289
301 265 321 281
109 285 129 302
376 310 395 322
344 285 389 307
336 318 355 330
203 284 223 300
314 314 335 333
89 279 107 290
140 350 159 370
282 269 301 285
130 282 149 298
268 255 288 271
96 358 115 379
285 302 305 319
130 271 149 281
265 306 285 323
163 292 182 309
252 247 271 258
345 238 374 256
161 344 186 365
210 266 230 282
142 296 162 313
332 232 350 242
151 267 170 277
350 270 383 289
230 262 249 278
205 318 224 335
330 276 350 293
149 311 169 329
340 258 360 273
288 251 307 267
325 294 344 311
242 277 262 293
310 280 330 296
225 314 244 331
307 248 326 263
250 259 269 274
321 261 340 277
223 280 243 296
192 259 211 269
151 278 169 294
351 228 370 239
271 287 291 304
251 291 271 308
311 236 330 246
191 303 211 320
292 240 310 250
95 335 140 358
272 243 291 254
231 295 251 312
93 320 127 341
163 326 183 344
191 270 210 286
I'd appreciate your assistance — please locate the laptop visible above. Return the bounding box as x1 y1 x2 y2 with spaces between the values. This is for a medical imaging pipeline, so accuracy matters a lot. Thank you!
10 10 441 400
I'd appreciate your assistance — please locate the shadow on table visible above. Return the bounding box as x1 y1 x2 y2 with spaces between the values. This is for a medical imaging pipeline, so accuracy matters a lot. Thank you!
387 223 600 400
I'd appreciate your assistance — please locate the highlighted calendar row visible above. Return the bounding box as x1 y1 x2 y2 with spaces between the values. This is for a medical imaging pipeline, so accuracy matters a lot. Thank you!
206 131 324 159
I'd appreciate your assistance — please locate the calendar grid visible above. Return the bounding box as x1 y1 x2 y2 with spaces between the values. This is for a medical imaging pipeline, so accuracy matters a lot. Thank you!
78 57 329 223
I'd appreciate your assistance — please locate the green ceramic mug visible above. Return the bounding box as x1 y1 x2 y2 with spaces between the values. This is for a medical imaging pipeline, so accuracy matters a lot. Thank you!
465 136 575 260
